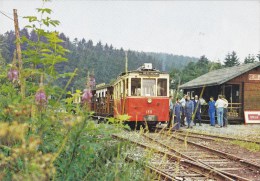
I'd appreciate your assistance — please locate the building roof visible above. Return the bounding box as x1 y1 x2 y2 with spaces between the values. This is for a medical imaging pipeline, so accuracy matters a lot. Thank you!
179 62 260 89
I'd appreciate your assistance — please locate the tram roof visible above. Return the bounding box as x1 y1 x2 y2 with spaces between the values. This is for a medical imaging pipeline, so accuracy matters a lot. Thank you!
179 62 260 89
119 69 168 76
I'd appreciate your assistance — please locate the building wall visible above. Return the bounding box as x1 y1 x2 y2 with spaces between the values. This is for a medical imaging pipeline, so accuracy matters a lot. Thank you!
227 66 260 111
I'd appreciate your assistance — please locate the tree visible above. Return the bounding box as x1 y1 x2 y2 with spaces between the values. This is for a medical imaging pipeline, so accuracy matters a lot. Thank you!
256 52 260 62
197 55 209 66
224 51 240 67
244 54 255 64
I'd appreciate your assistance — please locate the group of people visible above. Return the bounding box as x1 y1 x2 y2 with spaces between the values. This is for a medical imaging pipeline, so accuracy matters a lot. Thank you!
209 95 229 127
168 94 229 130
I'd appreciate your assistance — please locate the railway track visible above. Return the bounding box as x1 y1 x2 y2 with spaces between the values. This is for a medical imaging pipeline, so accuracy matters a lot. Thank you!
145 130 260 180
113 132 235 181
126 155 176 181
177 130 260 145
172 130 260 166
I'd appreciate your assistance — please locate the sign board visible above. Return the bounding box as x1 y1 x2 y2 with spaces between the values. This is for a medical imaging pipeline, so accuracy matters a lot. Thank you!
139 71 160 76
248 74 260 81
244 111 260 124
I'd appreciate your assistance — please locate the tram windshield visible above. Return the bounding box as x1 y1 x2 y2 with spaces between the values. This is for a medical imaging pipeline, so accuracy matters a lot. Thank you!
157 78 167 96
142 78 156 96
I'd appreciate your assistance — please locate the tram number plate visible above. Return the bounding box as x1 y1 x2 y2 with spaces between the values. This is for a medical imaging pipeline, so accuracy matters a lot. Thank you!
146 110 152 114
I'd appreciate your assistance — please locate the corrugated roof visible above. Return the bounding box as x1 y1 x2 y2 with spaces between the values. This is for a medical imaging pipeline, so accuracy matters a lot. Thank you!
179 62 260 89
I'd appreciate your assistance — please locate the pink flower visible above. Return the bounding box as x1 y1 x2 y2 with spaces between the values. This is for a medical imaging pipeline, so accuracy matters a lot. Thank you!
35 89 48 106
82 89 92 104
7 68 19 82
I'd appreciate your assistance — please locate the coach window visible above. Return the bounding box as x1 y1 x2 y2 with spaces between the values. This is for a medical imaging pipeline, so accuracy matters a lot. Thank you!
157 78 167 96
142 78 156 96
131 78 141 96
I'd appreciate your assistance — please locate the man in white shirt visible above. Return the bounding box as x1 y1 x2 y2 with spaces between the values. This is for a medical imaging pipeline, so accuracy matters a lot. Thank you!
215 95 228 127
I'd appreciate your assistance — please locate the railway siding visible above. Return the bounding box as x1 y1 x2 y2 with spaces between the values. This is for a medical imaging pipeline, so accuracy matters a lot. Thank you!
114 132 237 180
113 129 260 180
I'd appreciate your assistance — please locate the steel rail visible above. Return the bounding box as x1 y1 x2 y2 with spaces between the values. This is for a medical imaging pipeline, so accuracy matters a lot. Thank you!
112 134 234 181
144 133 251 181
179 130 260 145
171 133 260 170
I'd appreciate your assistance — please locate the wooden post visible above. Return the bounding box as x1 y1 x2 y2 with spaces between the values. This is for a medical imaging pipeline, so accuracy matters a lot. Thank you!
13 9 25 99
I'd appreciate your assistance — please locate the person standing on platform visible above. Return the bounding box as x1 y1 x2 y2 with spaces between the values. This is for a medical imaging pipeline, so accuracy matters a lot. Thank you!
193 95 202 126
179 95 187 127
173 98 182 130
167 96 174 128
185 95 194 128
208 96 216 126
222 95 229 127
215 95 228 127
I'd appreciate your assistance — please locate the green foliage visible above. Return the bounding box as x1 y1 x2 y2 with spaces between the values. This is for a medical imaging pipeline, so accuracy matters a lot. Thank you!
169 55 222 89
0 30 197 92
257 53 260 62
230 140 260 152
224 51 240 67
244 54 255 64
0 1 148 180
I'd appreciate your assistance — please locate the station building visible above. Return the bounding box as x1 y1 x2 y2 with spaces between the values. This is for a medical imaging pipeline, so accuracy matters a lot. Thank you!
179 62 260 123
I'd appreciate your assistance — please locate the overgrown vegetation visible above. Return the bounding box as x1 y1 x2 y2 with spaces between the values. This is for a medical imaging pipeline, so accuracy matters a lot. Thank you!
230 140 260 152
0 1 153 180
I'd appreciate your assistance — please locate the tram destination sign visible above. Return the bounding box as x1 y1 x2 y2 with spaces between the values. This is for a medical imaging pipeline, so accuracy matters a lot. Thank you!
244 111 260 124
248 74 260 81
139 71 160 76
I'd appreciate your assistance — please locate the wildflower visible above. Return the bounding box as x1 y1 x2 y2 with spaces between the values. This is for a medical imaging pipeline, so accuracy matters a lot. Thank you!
82 89 92 104
35 88 48 107
7 68 19 82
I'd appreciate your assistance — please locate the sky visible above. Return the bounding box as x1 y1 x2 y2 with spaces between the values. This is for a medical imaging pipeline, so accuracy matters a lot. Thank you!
0 0 260 62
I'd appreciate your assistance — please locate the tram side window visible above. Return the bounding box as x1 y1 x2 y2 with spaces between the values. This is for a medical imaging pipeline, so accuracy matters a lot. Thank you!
157 78 167 96
142 78 156 96
131 78 141 96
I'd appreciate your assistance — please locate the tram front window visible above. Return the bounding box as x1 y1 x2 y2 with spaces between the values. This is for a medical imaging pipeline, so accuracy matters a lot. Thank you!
142 79 156 96
131 78 141 96
157 78 167 96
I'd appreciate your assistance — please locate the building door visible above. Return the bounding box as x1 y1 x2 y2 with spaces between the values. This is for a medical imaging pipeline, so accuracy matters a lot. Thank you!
224 84 241 118
224 84 240 103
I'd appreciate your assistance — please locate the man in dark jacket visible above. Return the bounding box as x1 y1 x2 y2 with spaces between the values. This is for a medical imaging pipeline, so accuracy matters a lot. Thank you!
173 98 182 130
193 95 202 126
185 95 194 128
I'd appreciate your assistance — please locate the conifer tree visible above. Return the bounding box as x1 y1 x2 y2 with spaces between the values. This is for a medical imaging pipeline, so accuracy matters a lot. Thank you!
224 51 240 67
244 54 255 64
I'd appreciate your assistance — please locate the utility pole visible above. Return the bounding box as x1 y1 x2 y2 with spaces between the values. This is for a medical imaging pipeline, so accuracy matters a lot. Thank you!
13 9 25 99
125 51 128 73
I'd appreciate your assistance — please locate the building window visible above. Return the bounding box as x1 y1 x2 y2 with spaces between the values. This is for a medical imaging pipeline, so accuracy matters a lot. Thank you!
157 78 167 96
142 78 156 96
131 78 141 96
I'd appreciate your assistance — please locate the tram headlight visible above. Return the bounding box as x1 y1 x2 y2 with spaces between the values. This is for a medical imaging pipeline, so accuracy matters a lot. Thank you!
147 98 152 104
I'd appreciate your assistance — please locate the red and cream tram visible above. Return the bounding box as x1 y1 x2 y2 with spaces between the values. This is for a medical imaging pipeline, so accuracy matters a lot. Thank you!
91 63 170 129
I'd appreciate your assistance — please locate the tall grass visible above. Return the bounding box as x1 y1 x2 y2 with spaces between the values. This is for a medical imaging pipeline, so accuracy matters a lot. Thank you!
0 1 149 180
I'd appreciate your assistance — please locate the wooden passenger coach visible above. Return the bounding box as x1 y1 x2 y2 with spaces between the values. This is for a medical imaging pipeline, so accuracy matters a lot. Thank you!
179 62 260 123
91 63 170 129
